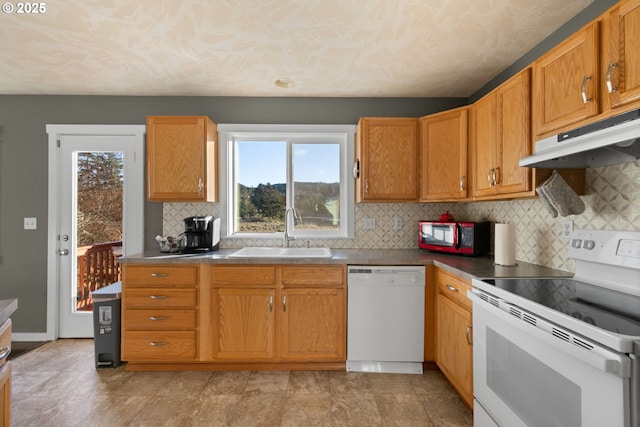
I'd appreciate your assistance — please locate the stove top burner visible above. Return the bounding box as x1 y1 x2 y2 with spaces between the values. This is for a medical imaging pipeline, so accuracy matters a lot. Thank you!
484 278 640 337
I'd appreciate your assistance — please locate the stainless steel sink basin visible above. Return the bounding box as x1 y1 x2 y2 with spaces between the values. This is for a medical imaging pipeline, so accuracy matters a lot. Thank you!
229 247 332 258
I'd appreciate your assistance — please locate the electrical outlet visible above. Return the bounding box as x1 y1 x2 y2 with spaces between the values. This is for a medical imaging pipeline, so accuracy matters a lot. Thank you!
562 220 573 240
394 216 403 231
363 217 376 230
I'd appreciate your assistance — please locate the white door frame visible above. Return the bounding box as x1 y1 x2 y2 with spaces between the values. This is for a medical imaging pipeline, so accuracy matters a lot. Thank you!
34 124 146 342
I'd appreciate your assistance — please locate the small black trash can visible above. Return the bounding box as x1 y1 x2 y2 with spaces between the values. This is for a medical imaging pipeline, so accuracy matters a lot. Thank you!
91 281 122 368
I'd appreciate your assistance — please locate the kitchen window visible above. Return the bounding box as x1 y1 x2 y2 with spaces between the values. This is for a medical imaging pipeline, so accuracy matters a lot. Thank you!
218 124 355 239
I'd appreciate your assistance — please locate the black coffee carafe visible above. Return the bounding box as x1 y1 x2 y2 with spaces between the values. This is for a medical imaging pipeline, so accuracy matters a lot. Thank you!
183 216 220 252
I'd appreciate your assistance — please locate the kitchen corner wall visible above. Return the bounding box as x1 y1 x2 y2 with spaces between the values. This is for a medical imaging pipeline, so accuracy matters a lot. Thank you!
164 159 640 273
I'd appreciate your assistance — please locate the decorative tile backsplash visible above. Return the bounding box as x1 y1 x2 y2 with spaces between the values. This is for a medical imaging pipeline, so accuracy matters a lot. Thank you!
164 160 640 273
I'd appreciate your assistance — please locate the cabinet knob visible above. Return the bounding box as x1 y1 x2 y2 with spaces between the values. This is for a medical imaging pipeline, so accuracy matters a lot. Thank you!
606 63 618 94
466 325 473 346
0 346 10 361
149 316 167 321
149 295 168 300
283 295 287 312
197 177 203 193
149 341 166 347
459 176 465 191
445 284 459 292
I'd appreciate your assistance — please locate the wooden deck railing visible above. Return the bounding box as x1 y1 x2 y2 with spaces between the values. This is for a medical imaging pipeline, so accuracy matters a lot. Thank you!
76 241 122 311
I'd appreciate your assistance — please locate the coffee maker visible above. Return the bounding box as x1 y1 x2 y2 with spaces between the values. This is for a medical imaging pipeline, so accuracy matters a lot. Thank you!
183 216 220 253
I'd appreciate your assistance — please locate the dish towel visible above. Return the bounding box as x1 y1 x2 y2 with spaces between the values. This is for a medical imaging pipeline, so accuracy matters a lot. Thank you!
536 170 585 217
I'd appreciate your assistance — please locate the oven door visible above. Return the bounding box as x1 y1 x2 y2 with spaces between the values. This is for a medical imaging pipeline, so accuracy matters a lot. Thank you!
469 290 632 427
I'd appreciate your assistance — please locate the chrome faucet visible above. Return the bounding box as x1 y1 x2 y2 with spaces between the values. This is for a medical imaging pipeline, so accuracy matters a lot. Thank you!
283 207 297 248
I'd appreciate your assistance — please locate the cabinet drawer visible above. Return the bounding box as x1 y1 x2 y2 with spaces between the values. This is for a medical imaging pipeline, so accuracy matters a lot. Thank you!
124 265 198 286
123 331 196 360
0 320 10 369
124 288 197 308
213 266 275 286
435 269 472 311
282 266 344 288
124 309 196 330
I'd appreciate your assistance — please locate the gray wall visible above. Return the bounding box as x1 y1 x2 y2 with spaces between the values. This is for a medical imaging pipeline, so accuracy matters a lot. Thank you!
0 96 465 333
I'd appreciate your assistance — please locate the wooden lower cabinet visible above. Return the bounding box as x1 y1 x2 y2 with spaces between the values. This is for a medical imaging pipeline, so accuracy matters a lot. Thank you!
281 288 345 361
211 265 346 364
121 264 200 364
0 319 11 427
212 288 276 360
435 268 473 408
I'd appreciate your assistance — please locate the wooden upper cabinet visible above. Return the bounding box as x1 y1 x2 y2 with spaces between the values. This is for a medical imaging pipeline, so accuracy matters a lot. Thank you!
146 116 218 202
496 69 532 195
472 92 497 198
419 108 469 201
355 118 419 202
533 22 599 137
472 68 532 199
604 0 640 110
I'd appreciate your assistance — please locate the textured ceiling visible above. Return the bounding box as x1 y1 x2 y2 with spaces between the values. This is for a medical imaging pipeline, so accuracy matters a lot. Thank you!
0 0 595 97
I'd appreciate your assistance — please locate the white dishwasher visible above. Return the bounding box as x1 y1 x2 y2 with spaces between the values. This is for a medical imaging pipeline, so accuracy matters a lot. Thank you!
347 265 425 374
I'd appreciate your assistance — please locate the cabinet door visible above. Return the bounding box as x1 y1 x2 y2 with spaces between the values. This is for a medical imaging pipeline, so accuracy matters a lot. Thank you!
419 108 468 201
606 0 640 109
0 362 9 427
356 118 419 202
533 22 599 136
436 294 473 408
212 288 276 360
472 92 497 198
496 68 531 195
147 116 217 202
281 288 345 361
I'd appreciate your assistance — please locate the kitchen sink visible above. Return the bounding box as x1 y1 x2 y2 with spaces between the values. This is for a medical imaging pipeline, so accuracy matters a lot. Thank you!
229 247 332 258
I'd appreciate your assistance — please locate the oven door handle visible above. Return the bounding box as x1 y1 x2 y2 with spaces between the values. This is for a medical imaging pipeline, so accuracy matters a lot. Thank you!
469 289 632 378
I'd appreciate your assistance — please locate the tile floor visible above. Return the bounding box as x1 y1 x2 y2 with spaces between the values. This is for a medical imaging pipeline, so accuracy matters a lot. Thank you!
11 339 473 426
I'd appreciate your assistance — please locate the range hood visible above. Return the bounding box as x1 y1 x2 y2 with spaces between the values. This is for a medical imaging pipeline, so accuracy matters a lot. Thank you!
520 108 640 168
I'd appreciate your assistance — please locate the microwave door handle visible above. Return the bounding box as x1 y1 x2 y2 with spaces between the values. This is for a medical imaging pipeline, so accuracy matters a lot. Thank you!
454 224 461 249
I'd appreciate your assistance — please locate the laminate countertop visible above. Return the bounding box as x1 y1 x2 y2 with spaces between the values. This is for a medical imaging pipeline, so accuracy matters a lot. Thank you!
119 248 573 282
0 299 18 327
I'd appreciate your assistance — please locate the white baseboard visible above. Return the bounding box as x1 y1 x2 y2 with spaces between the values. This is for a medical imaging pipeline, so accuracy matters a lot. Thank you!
12 332 55 342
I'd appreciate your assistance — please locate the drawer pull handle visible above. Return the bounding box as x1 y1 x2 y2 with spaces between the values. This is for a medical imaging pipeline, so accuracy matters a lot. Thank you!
149 341 166 347
446 284 459 292
150 273 169 277
149 316 167 321
0 346 10 361
149 295 168 300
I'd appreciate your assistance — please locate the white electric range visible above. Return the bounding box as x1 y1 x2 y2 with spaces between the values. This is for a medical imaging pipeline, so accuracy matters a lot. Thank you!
470 229 640 427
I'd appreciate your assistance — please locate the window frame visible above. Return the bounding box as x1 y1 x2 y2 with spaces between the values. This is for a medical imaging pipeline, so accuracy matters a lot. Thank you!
218 124 355 240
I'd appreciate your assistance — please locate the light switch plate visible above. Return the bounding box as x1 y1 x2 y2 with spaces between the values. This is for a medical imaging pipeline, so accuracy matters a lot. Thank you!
24 217 37 230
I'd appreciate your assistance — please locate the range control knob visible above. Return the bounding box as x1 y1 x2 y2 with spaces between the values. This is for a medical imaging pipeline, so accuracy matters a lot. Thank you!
583 240 596 250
